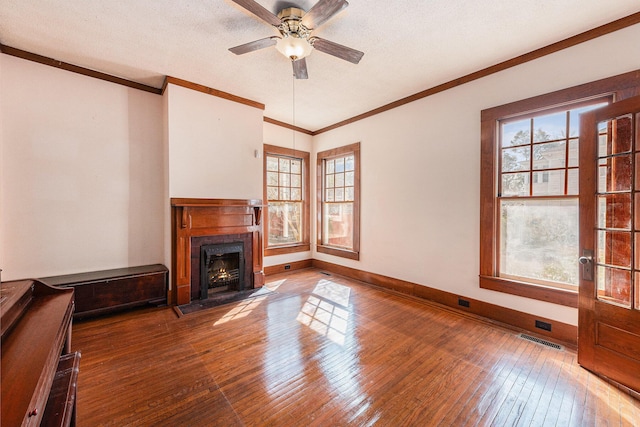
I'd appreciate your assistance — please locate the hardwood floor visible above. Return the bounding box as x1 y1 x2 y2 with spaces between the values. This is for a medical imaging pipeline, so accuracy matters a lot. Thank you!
71 269 640 426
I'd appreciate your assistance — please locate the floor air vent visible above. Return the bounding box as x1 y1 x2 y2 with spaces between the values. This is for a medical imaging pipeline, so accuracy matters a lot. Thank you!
517 333 563 351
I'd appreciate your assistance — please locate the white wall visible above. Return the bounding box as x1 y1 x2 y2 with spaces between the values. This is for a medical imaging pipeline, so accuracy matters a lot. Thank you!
166 84 263 200
0 55 165 280
262 121 313 267
312 23 640 326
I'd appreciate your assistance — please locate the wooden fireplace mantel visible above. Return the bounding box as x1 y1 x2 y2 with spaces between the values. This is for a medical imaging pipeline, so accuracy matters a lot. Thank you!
171 198 264 305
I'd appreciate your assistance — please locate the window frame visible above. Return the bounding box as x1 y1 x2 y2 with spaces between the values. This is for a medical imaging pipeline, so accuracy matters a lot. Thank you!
480 71 640 308
317 142 361 260
263 144 310 256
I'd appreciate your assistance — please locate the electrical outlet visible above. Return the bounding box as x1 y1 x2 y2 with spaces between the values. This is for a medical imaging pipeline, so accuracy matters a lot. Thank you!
458 298 470 308
284 264 291 270
535 320 552 332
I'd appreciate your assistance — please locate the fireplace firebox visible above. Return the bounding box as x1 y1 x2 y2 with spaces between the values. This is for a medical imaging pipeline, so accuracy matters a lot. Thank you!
200 242 244 298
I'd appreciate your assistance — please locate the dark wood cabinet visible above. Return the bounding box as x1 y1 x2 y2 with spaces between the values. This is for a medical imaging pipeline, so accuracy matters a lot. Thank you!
41 264 168 318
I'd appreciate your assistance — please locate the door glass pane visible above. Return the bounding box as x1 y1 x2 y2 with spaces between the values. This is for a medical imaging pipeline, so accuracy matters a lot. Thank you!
500 198 578 287
597 155 632 193
596 265 631 307
596 230 631 267
597 194 632 230
636 272 640 310
598 116 633 156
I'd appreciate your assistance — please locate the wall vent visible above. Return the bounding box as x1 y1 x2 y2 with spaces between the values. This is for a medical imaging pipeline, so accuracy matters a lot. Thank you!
517 333 563 351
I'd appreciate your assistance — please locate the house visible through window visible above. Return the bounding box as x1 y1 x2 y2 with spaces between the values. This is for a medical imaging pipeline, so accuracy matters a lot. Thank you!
477 72 638 307
264 144 310 256
498 102 607 290
317 142 360 260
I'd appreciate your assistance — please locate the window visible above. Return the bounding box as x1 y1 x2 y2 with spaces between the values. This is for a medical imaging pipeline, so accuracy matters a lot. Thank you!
479 72 640 307
498 101 610 291
264 144 310 256
317 142 360 260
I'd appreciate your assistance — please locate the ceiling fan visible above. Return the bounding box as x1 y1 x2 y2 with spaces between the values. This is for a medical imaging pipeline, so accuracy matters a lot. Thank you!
229 0 364 79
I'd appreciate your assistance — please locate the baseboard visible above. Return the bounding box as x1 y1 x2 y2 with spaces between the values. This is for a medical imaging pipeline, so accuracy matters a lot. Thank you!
264 259 313 276
311 259 578 347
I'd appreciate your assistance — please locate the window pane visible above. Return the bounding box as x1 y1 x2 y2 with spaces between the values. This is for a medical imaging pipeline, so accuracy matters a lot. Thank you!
267 172 278 186
326 174 334 188
501 172 530 197
569 102 608 136
279 158 290 172
335 158 345 173
533 111 566 142
502 119 530 147
345 187 354 201
326 189 334 202
502 146 530 172
335 172 345 187
291 174 301 188
345 155 355 171
326 159 334 174
532 170 564 196
291 159 301 174
500 198 578 286
323 202 354 249
345 171 354 186
568 138 579 167
335 188 344 202
267 156 279 171
279 172 290 187
268 201 302 246
291 188 301 201
567 169 578 195
533 141 565 170
267 186 278 200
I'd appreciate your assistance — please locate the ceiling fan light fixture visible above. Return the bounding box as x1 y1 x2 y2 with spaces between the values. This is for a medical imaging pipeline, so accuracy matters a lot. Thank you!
276 36 313 60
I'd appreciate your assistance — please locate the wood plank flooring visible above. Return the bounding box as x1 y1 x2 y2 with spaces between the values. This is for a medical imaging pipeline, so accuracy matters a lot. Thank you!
71 269 640 426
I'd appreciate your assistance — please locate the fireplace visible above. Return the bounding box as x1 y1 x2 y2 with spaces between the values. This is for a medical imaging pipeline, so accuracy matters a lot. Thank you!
171 198 264 305
200 242 244 297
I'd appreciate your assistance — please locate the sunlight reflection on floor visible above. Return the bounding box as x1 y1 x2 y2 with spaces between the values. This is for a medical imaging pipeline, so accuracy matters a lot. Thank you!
213 294 268 326
296 280 351 346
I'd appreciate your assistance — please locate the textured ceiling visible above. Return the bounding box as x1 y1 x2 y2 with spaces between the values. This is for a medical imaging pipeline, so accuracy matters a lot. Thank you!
1 1 639 131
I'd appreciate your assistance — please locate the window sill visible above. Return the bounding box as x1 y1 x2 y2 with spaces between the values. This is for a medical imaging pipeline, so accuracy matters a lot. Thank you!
265 243 310 257
479 275 578 308
317 245 360 260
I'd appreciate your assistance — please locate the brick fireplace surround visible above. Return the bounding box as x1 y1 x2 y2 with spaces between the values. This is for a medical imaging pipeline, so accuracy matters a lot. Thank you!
171 198 264 305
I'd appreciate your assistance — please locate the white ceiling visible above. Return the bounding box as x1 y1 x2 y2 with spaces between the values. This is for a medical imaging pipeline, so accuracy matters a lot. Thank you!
1 1 639 131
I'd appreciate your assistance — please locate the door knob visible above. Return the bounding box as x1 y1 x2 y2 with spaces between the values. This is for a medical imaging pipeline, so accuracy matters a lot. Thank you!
579 250 594 281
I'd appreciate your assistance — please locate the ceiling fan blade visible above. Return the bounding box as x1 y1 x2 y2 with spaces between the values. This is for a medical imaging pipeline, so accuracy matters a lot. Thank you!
292 58 309 79
229 37 278 55
231 0 281 26
312 37 363 64
301 0 349 29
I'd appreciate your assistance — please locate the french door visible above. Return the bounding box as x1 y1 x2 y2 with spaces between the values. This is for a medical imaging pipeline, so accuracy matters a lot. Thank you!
578 95 640 393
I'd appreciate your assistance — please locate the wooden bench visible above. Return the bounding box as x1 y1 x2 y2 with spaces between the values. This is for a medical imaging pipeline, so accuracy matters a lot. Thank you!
41 264 168 319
